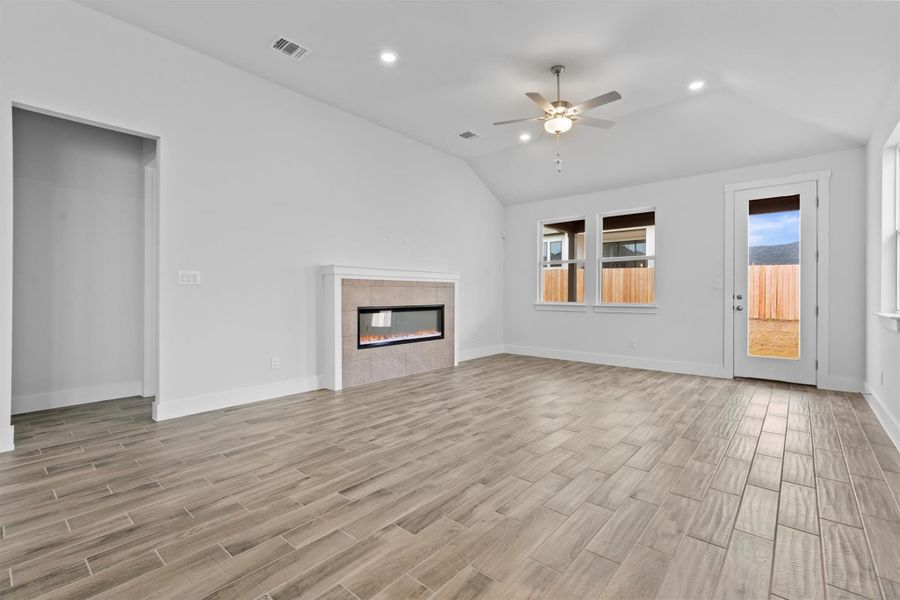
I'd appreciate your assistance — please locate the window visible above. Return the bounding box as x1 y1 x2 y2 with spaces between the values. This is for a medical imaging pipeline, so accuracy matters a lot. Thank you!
539 218 585 303
896 146 900 312
542 237 566 265
600 211 655 304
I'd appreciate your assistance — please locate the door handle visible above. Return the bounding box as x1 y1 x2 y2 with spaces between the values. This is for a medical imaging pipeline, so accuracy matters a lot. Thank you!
735 294 743 300
735 305 744 311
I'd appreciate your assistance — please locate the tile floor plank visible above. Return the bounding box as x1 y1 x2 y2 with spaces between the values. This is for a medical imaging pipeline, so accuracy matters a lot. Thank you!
735 484 779 541
771 525 825 600
687 489 741 547
820 520 881 599
656 536 725 600
712 529 774 600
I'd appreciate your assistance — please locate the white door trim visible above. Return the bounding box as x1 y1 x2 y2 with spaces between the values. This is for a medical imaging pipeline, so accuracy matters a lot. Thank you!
723 170 831 383
142 149 159 398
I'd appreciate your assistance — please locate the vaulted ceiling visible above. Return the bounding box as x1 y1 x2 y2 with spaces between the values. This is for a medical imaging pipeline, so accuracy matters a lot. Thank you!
82 1 900 205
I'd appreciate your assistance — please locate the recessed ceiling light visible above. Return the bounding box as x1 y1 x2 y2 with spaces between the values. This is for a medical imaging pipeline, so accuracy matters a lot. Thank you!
519 133 531 142
689 80 705 91
380 50 397 64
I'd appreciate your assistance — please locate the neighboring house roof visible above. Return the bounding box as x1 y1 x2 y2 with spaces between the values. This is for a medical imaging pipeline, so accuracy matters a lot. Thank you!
749 241 800 265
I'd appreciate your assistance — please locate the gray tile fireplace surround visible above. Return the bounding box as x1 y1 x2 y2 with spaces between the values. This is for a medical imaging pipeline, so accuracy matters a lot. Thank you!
341 279 454 387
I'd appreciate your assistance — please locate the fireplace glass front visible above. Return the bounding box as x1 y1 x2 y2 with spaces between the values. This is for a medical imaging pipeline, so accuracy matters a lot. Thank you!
358 304 444 349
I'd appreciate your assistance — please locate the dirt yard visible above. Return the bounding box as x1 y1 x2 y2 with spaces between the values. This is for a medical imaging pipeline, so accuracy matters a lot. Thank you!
748 318 799 359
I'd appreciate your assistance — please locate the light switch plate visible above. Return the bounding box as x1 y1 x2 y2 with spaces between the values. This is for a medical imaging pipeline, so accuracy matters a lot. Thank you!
178 271 201 285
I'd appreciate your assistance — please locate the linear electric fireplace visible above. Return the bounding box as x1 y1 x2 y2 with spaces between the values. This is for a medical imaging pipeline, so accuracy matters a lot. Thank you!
358 304 445 349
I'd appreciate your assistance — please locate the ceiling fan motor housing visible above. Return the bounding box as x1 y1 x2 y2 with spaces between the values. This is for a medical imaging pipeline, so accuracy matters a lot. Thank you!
551 100 572 114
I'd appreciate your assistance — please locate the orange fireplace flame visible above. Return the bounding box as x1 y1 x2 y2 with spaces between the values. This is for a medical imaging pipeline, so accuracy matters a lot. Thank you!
360 329 442 345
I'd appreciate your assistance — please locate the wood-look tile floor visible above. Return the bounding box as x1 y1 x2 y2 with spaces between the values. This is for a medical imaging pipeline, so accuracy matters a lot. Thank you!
3 354 900 600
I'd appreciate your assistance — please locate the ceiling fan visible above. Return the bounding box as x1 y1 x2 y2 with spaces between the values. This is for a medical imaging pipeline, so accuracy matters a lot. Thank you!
493 65 621 135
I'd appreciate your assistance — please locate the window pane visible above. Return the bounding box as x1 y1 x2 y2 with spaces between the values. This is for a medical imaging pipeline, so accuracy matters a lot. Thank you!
543 220 586 261
603 236 650 258
602 212 654 259
549 241 562 261
601 259 654 304
747 195 800 359
542 263 585 303
600 211 656 304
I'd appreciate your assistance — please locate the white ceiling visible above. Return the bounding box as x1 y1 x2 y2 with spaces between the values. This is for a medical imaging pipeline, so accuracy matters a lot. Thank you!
81 1 900 205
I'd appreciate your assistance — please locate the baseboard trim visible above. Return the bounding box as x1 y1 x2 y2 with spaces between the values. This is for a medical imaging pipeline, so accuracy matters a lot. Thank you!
12 381 142 415
863 384 900 451
152 375 322 421
817 375 864 393
504 345 729 378
0 425 14 453
460 345 505 362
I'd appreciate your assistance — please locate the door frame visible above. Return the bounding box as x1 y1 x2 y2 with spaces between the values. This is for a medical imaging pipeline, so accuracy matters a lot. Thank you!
7 101 161 405
723 170 831 384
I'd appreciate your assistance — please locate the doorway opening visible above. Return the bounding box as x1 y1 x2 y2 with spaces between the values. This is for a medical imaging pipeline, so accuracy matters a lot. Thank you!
11 107 159 414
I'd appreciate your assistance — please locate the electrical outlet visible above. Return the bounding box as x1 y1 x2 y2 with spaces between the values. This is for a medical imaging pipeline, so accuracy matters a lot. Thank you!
271 356 280 369
629 337 637 349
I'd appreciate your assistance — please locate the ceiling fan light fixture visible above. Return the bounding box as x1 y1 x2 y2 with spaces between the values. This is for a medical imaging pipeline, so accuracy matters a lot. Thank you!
544 116 573 134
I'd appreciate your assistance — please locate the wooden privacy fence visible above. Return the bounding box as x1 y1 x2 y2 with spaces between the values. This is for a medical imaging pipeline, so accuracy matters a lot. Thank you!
748 264 799 320
542 268 585 303
542 268 654 304
602 268 654 304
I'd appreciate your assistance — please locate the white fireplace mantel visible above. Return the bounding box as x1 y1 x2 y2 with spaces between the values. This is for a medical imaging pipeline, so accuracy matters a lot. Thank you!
321 265 460 390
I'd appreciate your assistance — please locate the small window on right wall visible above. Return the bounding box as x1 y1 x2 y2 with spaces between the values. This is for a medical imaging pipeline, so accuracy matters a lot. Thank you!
600 210 656 305
895 146 900 313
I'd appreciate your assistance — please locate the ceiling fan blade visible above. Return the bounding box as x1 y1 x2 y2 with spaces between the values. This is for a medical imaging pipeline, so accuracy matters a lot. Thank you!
569 91 622 114
493 116 543 126
525 92 554 113
573 115 616 129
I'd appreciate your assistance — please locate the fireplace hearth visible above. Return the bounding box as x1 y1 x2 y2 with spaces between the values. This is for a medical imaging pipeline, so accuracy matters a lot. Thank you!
358 304 444 349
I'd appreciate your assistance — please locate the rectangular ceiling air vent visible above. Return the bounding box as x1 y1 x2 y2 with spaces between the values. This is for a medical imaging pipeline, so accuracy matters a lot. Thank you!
459 131 481 140
271 36 310 60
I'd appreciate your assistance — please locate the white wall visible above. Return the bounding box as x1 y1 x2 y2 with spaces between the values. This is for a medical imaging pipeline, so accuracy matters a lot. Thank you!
865 78 900 448
12 109 145 413
504 148 866 388
0 1 504 439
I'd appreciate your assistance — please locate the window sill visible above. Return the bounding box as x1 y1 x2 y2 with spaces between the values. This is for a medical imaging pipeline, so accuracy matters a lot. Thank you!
534 302 589 312
593 304 659 314
876 312 900 332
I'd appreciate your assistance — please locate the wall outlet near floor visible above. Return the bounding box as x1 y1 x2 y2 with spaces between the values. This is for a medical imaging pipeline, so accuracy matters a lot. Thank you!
629 337 637 349
271 356 280 369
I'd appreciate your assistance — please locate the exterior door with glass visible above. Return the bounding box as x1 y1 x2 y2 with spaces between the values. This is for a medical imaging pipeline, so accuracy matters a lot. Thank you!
733 181 817 384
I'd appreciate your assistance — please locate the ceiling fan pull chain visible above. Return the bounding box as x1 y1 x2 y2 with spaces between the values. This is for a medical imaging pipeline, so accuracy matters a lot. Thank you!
554 133 563 174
